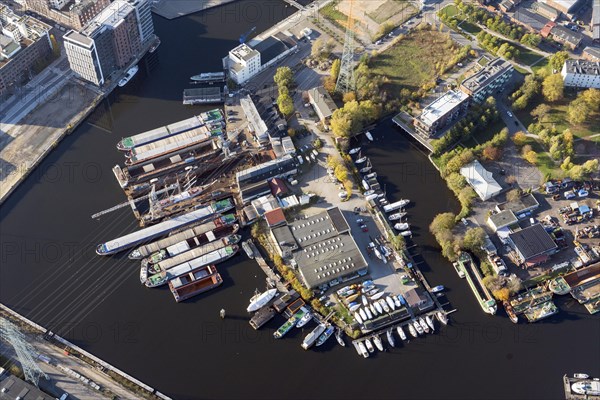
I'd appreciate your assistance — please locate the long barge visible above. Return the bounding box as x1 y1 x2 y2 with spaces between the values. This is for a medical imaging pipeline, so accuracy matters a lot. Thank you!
116 109 223 151
125 125 223 165
128 214 236 259
457 252 497 315
96 202 229 256
145 234 241 277
168 264 223 302
145 244 239 287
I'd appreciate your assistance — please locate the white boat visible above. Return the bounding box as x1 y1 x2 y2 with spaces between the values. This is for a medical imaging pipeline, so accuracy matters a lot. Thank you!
118 65 138 87
419 317 430 333
571 381 600 396
574 373 590 379
355 156 367 164
349 303 361 312
365 172 377 179
365 131 374 141
364 307 373 320
397 326 407 341
361 295 368 306
369 303 378 317
365 193 378 201
379 299 390 313
400 230 412 237
373 335 384 351
354 311 363 324
431 285 444 293
393 296 401 308
394 222 410 231
247 289 277 312
301 323 326 350
386 329 396 347
357 341 369 358
362 180 370 190
386 296 396 310
413 320 423 335
426 315 435 331
383 199 410 213
359 166 372 173
335 328 346 347
364 338 375 353
296 310 312 328
388 212 406 221
364 190 375 196
408 323 418 338
371 292 385 301
373 247 383 260
349 147 361 155
436 311 448 325
366 287 379 295
359 308 368 321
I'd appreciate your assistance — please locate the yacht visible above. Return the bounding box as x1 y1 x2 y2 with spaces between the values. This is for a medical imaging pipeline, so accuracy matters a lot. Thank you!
408 323 418 338
378 299 390 313
296 309 312 328
364 338 375 353
349 147 361 155
393 296 402 308
413 320 423 335
436 311 448 325
369 303 378 317
364 307 373 320
359 308 368 321
571 380 600 396
386 296 396 310
394 222 410 231
361 295 369 306
419 317 430 334
349 303 361 312
247 289 277 313
302 323 327 350
386 329 396 347
357 341 369 358
371 291 385 301
354 311 363 324
426 315 435 331
397 326 407 341
118 65 138 87
400 230 412 237
373 335 384 351
355 156 367 164
388 212 406 221
365 131 374 141
374 301 383 314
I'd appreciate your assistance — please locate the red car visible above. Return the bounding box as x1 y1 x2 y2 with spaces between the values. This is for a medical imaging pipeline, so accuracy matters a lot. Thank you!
360 224 369 232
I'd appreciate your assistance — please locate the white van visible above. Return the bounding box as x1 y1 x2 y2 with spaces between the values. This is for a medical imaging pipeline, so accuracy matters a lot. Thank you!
297 156 304 165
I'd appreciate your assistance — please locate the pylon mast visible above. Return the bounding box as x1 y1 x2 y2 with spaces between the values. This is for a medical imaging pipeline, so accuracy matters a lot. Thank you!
335 0 357 94
0 319 48 386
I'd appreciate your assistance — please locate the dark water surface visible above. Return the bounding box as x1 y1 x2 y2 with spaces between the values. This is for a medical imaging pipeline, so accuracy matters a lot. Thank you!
1 3 598 399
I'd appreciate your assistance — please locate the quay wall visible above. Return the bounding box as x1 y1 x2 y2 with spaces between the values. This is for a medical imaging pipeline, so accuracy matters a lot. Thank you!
0 303 172 400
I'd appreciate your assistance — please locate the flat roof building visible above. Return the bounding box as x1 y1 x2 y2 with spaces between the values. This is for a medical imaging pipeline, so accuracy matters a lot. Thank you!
488 209 519 232
593 0 600 40
561 59 600 89
508 223 558 266
539 0 585 14
583 46 600 62
24 0 110 31
460 57 514 103
307 86 338 124
496 193 540 216
534 2 561 21
0 374 54 400
413 90 470 136
460 160 503 201
236 155 297 194
240 95 269 142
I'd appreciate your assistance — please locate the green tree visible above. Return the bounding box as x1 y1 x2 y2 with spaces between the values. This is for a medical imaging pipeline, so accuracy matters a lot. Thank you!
567 97 590 124
446 173 467 193
274 66 293 88
530 103 550 122
462 227 486 252
429 212 457 235
277 92 294 116
482 146 502 160
330 58 341 82
549 51 569 72
523 150 537 165
542 74 564 102
581 88 600 111
582 159 599 175
512 131 527 147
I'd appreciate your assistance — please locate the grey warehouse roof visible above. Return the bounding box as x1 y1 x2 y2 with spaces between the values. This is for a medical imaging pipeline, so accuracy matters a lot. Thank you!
509 224 558 260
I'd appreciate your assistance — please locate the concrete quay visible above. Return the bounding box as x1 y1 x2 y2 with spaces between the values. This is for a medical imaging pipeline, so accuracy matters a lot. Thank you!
152 0 240 19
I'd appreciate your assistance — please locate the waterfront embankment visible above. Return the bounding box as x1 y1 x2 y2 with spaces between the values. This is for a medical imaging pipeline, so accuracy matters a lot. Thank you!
152 0 240 19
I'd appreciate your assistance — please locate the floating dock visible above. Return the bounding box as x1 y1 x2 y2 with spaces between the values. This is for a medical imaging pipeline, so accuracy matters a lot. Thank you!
183 87 226 105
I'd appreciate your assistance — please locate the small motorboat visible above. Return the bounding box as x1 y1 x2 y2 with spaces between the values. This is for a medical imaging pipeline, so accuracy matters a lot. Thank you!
365 172 377 179
296 310 312 328
574 373 590 379
400 230 412 237
337 286 351 295
373 335 384 351
349 303 361 312
359 308 368 321
367 287 379 296
374 301 383 314
364 189 375 196
365 193 378 201
408 323 418 338
359 166 372 173
394 222 410 231
386 296 396 310
419 317 430 334
354 312 363 324
355 156 367 164
343 289 356 297
346 293 360 302
386 329 396 347
431 285 445 293
379 200 389 206
369 303 378 317
397 294 406 306
388 212 407 221
426 315 435 331
365 131 374 141
364 307 373 320
362 295 369 306
349 147 361 155
362 180 370 191
371 291 385 301
436 311 448 325
358 341 369 358
364 338 375 353
379 299 390 313
118 65 138 87
413 320 423 335
393 296 401 308
397 326 407 341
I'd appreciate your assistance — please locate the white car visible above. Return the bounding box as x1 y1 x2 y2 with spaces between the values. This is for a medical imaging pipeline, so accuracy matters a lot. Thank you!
507 110 513 117
338 191 348 199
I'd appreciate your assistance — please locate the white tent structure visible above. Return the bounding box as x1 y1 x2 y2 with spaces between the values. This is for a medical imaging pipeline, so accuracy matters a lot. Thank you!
460 160 502 201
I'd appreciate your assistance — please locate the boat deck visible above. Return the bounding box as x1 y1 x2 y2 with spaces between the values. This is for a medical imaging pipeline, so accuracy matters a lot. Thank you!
249 307 276 330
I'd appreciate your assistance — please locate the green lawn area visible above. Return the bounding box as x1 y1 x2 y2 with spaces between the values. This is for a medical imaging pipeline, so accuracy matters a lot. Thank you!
462 119 507 148
459 20 481 34
530 57 549 75
522 136 564 179
370 29 459 92
512 43 545 66
320 1 348 30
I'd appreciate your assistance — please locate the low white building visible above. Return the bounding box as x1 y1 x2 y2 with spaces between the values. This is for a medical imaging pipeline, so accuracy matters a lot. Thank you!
460 160 503 201
226 32 297 84
240 95 269 142
561 59 600 89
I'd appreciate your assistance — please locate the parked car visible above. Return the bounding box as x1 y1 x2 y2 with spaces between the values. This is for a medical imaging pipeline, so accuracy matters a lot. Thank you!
360 224 369 232
506 110 513 117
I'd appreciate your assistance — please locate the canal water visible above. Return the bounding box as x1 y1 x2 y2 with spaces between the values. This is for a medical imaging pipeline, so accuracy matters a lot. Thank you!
1 2 598 399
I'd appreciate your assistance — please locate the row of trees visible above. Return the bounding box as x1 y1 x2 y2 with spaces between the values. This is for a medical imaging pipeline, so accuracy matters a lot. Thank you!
476 31 520 60
560 158 599 180
274 66 295 117
511 74 540 110
431 96 499 155
327 155 353 199
329 99 381 138
452 0 529 42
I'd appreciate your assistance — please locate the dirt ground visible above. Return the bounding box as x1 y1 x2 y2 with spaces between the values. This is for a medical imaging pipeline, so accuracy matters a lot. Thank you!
337 0 417 40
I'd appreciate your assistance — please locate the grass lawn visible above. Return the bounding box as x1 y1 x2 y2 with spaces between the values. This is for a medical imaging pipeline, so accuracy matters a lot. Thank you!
320 1 348 30
459 20 481 34
462 119 507 148
513 43 545 66
530 57 549 75
522 136 563 179
440 4 459 18
370 29 460 92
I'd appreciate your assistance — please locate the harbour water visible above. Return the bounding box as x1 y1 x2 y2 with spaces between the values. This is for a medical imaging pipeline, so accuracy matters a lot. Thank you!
0 2 598 399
